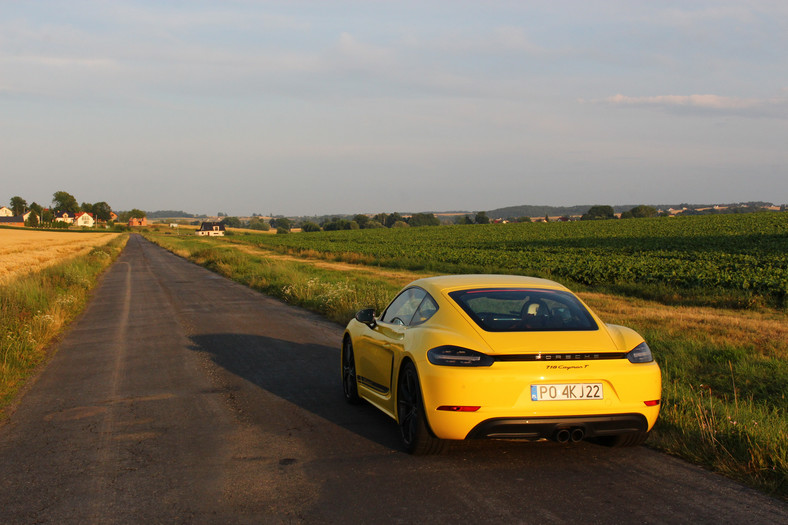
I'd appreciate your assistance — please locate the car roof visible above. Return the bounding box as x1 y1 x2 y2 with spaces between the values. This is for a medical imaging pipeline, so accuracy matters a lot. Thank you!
409 274 570 294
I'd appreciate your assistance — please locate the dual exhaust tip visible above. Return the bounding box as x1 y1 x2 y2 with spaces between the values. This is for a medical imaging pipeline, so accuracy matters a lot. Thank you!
554 427 585 444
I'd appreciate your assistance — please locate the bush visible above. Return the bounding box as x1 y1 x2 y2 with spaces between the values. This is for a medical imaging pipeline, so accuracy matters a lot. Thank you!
248 218 270 231
301 221 321 232
581 205 616 220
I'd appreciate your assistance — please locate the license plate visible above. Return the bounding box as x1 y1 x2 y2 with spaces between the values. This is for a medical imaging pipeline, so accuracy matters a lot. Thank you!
531 383 603 401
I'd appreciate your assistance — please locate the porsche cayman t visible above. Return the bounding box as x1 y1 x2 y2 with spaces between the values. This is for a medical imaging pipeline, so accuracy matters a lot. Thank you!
341 275 661 454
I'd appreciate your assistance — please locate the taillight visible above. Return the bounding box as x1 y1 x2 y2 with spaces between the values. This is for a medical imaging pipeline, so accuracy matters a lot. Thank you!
644 400 660 407
626 342 654 363
427 346 494 367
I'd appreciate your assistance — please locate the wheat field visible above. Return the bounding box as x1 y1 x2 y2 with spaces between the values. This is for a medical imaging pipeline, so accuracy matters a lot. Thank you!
0 229 121 283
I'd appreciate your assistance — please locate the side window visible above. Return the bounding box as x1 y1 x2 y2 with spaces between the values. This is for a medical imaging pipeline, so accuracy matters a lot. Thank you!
411 295 438 326
381 288 427 326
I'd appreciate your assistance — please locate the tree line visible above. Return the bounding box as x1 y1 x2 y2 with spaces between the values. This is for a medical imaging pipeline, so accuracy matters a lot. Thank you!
213 212 445 234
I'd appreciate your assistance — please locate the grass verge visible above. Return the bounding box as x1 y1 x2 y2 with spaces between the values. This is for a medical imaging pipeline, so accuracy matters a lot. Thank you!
0 235 128 415
144 231 787 500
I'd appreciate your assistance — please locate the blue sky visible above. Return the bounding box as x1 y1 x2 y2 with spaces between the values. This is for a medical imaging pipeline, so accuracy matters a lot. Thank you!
2 1 787 216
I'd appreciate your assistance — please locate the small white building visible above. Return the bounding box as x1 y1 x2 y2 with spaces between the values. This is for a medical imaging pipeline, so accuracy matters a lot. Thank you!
195 222 226 236
74 212 95 227
54 211 75 224
0 206 13 217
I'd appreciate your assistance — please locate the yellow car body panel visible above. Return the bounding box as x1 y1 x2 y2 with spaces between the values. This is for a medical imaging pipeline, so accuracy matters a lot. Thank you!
343 275 662 446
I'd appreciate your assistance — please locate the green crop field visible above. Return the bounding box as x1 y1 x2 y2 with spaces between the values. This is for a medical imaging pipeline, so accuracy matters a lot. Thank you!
231 213 788 308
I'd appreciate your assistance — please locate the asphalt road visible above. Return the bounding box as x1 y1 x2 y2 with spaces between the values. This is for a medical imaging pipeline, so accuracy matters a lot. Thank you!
1 234 786 524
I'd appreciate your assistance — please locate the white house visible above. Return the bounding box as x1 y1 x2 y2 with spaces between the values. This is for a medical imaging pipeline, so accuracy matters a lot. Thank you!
195 222 226 236
74 212 95 227
55 211 75 224
0 206 13 217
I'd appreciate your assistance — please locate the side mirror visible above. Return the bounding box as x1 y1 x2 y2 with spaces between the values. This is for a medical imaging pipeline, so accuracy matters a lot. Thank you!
355 308 377 328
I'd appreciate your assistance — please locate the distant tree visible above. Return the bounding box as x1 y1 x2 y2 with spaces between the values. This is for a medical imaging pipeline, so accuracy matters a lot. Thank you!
273 217 291 231
408 213 440 227
629 205 658 218
475 211 490 224
353 214 370 228
323 219 350 231
92 202 113 222
581 205 615 220
25 212 39 228
349 220 360 230
385 212 404 228
10 196 27 216
458 215 474 225
29 202 43 218
81 202 94 214
276 226 289 234
392 220 410 228
248 217 270 231
221 216 242 228
42 208 54 225
218 212 227 217
517 216 531 223
373 213 388 226
52 191 79 214
118 209 146 223
300 221 321 232
365 220 385 229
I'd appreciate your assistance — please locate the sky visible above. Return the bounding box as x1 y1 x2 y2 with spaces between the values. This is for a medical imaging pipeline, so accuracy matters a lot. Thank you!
2 0 787 216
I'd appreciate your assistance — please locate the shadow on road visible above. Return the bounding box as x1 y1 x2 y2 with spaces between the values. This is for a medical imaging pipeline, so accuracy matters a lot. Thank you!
187 332 404 450
185 332 655 461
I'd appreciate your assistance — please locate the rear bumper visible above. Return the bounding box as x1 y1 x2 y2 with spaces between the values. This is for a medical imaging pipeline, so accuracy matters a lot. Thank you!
465 413 648 440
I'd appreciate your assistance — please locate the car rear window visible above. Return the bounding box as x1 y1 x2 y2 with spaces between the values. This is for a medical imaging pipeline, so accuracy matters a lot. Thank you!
448 288 598 332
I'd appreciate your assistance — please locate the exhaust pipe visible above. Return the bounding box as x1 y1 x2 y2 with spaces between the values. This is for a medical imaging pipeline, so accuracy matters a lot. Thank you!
570 427 585 443
555 429 571 444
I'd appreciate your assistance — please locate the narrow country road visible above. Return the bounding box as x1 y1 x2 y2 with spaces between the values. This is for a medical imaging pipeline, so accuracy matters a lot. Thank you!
1 235 786 524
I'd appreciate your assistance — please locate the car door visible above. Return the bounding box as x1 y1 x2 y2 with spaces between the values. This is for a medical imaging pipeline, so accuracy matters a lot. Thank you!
356 288 427 398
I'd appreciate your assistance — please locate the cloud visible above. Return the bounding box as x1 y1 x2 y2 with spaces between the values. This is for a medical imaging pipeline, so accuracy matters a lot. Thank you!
595 93 788 118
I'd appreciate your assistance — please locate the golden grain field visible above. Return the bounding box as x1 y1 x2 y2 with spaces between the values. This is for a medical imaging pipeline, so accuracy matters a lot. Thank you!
0 229 121 283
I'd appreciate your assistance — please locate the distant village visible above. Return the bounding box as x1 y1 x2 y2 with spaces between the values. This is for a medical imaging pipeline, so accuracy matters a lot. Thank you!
1 190 784 235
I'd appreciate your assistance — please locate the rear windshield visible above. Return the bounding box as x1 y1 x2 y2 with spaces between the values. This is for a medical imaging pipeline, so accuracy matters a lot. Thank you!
448 288 598 332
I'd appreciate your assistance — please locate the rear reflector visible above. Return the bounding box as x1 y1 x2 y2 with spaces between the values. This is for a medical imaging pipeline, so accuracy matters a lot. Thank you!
644 400 660 406
437 406 480 412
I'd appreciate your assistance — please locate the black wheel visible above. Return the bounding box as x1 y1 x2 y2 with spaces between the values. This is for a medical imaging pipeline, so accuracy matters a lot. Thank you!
594 431 650 447
342 338 361 404
397 362 446 455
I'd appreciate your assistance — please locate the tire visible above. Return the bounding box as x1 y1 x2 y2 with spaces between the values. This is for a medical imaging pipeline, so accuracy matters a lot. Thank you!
397 362 446 455
594 431 650 447
342 338 361 404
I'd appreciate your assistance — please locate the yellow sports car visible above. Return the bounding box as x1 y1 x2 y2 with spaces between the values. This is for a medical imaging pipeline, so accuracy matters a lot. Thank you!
341 275 661 454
